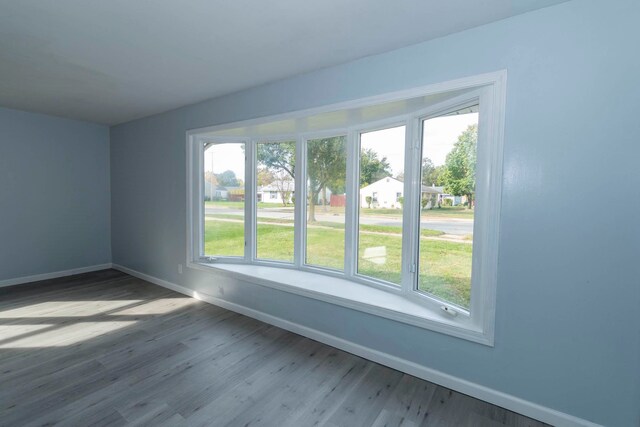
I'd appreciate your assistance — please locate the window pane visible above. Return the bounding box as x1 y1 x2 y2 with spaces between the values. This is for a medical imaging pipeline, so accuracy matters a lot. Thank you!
419 106 478 309
256 141 296 262
203 142 245 257
305 135 347 270
357 125 405 285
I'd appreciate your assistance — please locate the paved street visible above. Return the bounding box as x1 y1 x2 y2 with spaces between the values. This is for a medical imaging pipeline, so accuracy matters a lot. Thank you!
205 206 473 235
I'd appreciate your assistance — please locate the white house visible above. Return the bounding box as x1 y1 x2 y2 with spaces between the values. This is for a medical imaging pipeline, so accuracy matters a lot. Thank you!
421 185 442 209
360 177 404 209
360 177 444 209
430 186 464 207
257 182 294 205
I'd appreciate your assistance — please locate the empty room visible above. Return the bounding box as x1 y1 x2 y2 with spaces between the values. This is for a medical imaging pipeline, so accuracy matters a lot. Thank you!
0 1 638 426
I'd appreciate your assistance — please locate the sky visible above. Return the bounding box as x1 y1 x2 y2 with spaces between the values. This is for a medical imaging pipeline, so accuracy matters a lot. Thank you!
203 111 478 179
204 143 245 176
422 112 478 166
357 111 478 175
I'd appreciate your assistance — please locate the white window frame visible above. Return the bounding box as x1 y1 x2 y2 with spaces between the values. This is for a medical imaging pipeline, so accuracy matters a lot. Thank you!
186 71 506 345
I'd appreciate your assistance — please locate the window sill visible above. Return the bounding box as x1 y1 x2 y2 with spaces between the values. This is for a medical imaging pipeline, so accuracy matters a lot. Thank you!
189 261 492 346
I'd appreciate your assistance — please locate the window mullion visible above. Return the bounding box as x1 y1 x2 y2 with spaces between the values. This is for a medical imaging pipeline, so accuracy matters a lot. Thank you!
245 140 256 262
196 138 205 261
344 130 359 279
294 136 305 268
400 118 420 294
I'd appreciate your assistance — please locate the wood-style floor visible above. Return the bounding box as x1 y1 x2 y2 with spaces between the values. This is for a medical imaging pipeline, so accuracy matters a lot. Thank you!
0 270 548 427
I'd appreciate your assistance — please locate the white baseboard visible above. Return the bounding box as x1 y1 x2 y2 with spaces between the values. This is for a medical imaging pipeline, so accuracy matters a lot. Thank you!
112 263 601 427
0 263 113 289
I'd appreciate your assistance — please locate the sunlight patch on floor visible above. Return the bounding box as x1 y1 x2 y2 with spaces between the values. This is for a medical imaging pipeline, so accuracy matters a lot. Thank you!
0 300 143 318
0 324 53 343
0 321 137 348
109 297 194 315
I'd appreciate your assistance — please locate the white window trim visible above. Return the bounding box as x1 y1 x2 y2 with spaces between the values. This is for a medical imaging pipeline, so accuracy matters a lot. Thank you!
186 71 507 346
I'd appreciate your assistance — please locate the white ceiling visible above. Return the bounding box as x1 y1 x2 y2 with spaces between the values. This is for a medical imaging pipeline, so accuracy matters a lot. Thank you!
0 0 568 125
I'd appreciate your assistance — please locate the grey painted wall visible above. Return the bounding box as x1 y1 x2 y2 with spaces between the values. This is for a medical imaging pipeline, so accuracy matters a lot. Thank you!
0 107 111 281
110 1 640 425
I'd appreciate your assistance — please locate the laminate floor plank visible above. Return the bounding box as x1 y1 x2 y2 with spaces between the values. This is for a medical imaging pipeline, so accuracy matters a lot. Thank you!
377 373 439 426
325 363 404 427
185 341 332 427
285 358 373 426
257 350 366 427
0 270 550 427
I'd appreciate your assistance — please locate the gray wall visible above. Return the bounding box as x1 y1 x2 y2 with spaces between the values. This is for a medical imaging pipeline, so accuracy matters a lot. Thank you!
110 1 640 425
0 107 111 281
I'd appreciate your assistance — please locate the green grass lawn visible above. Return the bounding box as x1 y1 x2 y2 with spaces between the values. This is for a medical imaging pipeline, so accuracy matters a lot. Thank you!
206 214 444 238
204 219 472 308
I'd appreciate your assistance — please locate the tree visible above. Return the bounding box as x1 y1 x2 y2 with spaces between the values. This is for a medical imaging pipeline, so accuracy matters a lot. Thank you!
442 124 477 208
359 148 392 187
365 196 373 208
204 171 218 201
256 141 296 207
273 172 294 207
204 171 218 186
216 170 239 187
421 157 445 186
307 136 346 222
257 167 276 187
256 142 296 179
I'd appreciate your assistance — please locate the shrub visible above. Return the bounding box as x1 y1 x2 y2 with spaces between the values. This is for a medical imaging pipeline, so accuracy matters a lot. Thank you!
365 196 372 208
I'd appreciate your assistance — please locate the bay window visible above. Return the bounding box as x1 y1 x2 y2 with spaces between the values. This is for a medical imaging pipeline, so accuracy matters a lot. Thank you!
187 72 506 345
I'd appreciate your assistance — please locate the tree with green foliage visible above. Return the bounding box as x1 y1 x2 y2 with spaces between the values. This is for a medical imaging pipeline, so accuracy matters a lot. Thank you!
360 148 392 187
307 136 346 222
442 124 477 209
256 141 296 179
421 157 445 186
256 141 296 206
216 170 239 187
256 167 276 187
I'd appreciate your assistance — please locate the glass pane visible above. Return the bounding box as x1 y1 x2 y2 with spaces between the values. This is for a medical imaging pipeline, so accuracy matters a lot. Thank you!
305 135 347 270
357 125 405 285
256 141 296 262
203 142 245 257
419 106 478 309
